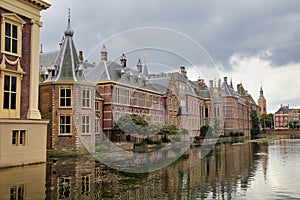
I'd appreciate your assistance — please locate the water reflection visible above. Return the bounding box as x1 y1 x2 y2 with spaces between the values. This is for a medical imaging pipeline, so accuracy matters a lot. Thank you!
1 139 300 199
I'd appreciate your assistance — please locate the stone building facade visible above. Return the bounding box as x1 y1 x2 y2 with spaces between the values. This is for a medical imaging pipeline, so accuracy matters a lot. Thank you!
0 0 49 168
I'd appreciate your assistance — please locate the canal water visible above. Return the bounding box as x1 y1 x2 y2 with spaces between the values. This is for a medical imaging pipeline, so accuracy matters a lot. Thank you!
1 138 300 199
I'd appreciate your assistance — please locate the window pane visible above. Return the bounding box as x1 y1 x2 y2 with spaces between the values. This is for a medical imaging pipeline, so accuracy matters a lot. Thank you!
60 99 65 107
12 25 17 38
3 92 10 109
19 131 25 145
11 76 17 92
12 39 17 53
11 93 16 109
66 98 71 106
5 37 11 52
66 89 71 97
66 116 70 124
60 89 65 97
60 116 65 124
5 23 11 36
4 75 10 91
12 131 18 145
66 125 70 133
60 125 65 134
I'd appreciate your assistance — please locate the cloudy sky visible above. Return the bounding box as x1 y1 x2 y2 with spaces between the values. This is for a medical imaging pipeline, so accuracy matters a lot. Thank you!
40 0 300 113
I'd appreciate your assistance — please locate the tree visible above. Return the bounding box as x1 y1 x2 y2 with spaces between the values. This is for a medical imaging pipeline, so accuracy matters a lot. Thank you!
159 124 178 142
259 113 274 129
200 125 212 138
113 114 148 136
251 110 260 138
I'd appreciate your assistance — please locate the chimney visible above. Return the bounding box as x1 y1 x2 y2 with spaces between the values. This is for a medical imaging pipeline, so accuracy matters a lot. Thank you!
79 51 83 62
197 78 202 85
218 79 221 87
120 53 127 68
136 59 143 73
101 45 108 61
180 66 187 76
223 77 228 84
237 84 242 95
209 80 213 88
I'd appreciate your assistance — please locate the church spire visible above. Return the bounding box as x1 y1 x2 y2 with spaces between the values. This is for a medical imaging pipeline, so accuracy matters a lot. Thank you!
259 85 265 99
49 8 87 82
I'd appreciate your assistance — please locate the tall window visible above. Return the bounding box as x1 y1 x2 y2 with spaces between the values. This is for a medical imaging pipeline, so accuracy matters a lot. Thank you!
60 88 71 107
82 89 91 108
134 92 138 106
3 75 17 109
169 98 172 111
125 90 130 105
95 101 100 111
115 88 120 103
10 185 24 200
142 94 146 107
174 99 177 111
81 175 90 196
12 130 26 146
4 22 18 54
58 177 71 198
82 115 90 134
95 118 100 134
59 116 71 135
1 14 25 57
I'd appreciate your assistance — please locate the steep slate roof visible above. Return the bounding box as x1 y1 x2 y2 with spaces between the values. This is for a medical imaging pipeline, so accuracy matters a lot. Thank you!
40 50 95 74
147 76 171 93
43 15 88 83
85 61 140 82
275 106 292 114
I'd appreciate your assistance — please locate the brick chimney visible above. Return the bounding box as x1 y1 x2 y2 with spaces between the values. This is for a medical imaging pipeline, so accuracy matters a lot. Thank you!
209 80 213 88
79 51 83 62
120 53 127 68
180 66 187 76
136 59 143 73
223 77 228 84
101 45 108 61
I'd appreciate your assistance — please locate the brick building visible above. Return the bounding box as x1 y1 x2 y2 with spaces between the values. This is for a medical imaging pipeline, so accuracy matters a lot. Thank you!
39 14 101 151
40 17 259 146
0 0 49 168
273 105 300 129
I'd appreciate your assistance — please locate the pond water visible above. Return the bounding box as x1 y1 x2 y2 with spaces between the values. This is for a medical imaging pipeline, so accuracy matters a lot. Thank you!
1 138 300 199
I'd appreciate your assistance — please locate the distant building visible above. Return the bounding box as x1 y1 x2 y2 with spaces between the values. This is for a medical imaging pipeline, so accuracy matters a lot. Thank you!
274 105 300 129
40 17 260 146
258 86 267 115
0 0 50 168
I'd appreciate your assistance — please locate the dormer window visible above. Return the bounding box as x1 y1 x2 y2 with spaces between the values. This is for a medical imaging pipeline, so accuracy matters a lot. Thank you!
1 13 25 57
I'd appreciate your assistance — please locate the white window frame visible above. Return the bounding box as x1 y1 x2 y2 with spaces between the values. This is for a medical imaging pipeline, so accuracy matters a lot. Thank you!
12 130 26 146
59 88 72 107
1 13 25 57
82 89 91 108
82 115 90 134
59 115 72 135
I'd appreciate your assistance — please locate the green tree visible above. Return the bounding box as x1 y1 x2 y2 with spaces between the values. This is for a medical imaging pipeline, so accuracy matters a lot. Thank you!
259 113 274 129
251 110 260 137
113 114 148 136
159 124 178 142
200 125 212 138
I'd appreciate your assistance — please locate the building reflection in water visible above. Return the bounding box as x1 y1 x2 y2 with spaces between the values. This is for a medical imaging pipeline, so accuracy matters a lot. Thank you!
0 163 46 199
0 142 268 199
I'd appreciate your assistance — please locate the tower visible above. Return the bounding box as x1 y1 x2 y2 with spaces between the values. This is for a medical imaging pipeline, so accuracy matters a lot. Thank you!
258 86 267 115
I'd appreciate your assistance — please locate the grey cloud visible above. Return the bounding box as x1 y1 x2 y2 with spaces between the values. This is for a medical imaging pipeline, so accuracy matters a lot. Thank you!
41 0 300 69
